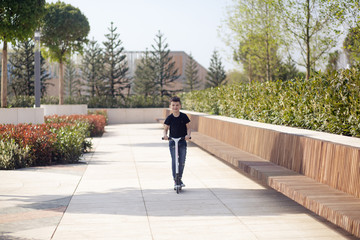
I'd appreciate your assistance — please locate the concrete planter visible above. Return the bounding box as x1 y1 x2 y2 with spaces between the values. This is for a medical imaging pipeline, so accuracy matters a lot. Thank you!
41 104 88 116
0 108 44 124
92 108 165 124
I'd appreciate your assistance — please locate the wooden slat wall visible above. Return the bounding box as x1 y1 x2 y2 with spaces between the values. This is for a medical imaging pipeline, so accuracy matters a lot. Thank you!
163 110 360 199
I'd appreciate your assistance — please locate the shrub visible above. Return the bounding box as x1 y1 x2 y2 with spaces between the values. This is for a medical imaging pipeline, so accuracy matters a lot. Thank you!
0 120 94 169
122 95 165 108
6 94 166 108
0 139 30 170
45 114 106 137
8 95 35 107
182 67 360 137
87 96 120 108
88 109 108 124
64 96 89 104
41 96 59 104
0 124 56 166
51 122 91 164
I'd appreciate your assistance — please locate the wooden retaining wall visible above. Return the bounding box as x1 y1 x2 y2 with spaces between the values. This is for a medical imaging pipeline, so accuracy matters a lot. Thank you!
164 109 360 199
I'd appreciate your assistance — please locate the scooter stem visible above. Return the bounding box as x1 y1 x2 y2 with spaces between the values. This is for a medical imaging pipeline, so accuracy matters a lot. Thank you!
171 138 181 175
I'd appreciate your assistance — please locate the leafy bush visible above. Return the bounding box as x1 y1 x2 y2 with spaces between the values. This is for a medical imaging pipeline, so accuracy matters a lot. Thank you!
51 122 90 164
0 112 107 169
6 94 166 108
0 124 56 167
45 114 106 137
87 96 121 108
41 96 59 104
0 139 30 170
182 68 360 137
122 95 166 108
64 96 89 104
88 109 108 124
8 95 35 107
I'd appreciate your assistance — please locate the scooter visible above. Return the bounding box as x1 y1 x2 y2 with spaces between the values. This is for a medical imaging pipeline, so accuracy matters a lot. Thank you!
162 136 190 194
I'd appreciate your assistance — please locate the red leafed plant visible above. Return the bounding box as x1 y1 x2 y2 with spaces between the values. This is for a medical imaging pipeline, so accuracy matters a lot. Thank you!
0 114 106 169
0 124 57 166
45 114 106 137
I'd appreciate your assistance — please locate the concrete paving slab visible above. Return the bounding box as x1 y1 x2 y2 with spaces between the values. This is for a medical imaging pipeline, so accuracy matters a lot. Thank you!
0 123 358 240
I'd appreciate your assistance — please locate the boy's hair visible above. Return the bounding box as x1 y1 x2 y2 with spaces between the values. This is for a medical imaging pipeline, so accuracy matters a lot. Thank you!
170 96 181 104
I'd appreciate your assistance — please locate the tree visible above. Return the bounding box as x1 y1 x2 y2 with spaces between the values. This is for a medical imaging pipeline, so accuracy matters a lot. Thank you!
278 0 347 80
9 39 51 97
225 70 248 84
0 0 46 107
223 0 283 83
81 38 103 97
184 53 200 91
65 58 82 97
342 0 360 28
41 1 89 104
277 56 305 81
133 50 157 97
206 50 227 88
150 31 180 102
9 40 34 97
101 22 129 98
343 25 360 66
325 50 341 72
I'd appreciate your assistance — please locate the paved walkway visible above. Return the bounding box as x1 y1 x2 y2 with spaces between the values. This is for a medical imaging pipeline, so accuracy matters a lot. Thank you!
0 123 357 240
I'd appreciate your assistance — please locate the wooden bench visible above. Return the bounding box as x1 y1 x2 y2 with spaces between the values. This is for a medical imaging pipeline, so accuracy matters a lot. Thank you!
191 131 360 238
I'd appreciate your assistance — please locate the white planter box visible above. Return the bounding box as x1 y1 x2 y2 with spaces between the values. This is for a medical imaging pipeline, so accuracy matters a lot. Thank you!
92 108 165 124
41 104 88 116
0 108 44 124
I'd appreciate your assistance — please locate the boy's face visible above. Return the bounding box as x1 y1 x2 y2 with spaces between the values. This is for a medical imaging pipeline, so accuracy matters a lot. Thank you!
170 101 181 112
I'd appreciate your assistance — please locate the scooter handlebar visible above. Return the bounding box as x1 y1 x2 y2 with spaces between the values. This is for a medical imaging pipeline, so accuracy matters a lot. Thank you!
162 137 191 140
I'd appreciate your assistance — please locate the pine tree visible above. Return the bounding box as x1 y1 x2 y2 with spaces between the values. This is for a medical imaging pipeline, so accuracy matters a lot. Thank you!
150 31 180 102
133 50 157 97
206 50 226 88
65 58 82 97
101 22 129 98
40 53 52 96
9 39 51 97
277 56 303 81
81 38 103 97
184 53 200 91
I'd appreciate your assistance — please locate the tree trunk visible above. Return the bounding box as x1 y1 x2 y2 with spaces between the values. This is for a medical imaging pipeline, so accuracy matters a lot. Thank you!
248 54 252 85
59 60 64 105
306 0 311 80
266 35 271 82
1 41 8 108
265 4 271 82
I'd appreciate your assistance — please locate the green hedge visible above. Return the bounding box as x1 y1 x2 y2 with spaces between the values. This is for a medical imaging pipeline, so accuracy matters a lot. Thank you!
7 95 165 108
182 68 360 137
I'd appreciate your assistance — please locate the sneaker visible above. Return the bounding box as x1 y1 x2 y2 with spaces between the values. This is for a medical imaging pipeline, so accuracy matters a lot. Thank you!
180 180 185 188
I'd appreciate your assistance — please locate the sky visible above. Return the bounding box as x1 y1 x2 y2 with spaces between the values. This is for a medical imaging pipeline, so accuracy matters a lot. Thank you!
48 0 236 71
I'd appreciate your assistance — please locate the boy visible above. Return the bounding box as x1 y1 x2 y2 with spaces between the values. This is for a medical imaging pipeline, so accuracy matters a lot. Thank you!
163 96 191 188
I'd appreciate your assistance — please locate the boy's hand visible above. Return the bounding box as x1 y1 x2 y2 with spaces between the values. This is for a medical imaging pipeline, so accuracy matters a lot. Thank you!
163 136 169 140
185 135 191 140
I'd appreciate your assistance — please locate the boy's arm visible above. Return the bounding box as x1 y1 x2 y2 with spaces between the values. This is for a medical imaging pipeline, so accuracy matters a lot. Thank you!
185 122 191 140
163 124 169 140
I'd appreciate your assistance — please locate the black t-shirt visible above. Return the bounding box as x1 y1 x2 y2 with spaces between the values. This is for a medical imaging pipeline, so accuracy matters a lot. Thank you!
164 112 190 138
